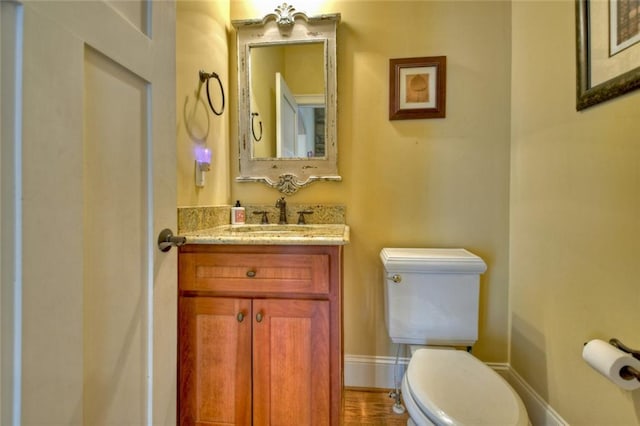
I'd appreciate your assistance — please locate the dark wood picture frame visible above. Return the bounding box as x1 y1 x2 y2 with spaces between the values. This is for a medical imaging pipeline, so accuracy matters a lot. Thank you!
576 0 640 110
389 56 446 120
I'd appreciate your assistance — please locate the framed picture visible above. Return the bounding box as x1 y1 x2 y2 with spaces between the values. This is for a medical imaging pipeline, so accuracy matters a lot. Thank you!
576 0 640 110
389 56 446 120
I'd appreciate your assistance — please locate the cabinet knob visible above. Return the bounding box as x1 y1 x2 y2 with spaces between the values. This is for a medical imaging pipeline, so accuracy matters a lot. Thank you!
246 270 256 278
237 312 245 322
256 312 263 323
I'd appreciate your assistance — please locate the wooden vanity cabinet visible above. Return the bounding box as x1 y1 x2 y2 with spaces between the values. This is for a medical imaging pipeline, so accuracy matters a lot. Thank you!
178 244 343 426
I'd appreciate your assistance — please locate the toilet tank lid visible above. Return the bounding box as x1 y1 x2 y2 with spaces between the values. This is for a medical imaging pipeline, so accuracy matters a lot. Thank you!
380 248 487 274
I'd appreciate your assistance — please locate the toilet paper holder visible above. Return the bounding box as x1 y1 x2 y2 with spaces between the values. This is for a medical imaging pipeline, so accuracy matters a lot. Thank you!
609 338 640 360
609 338 640 381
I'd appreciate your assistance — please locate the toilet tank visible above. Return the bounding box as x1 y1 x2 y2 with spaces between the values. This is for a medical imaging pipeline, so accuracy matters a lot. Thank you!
380 248 487 346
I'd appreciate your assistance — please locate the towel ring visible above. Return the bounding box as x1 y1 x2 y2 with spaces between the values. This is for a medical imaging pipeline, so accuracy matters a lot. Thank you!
251 112 263 142
199 70 225 116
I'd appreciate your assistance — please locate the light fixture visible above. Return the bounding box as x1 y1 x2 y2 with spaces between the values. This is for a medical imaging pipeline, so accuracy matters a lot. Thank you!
194 146 211 187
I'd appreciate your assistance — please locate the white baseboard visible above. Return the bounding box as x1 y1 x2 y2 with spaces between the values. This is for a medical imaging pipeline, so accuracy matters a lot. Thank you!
505 367 569 426
344 354 568 425
344 354 409 389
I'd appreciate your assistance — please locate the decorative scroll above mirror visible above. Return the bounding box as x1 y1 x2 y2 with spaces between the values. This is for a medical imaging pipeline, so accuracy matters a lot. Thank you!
233 4 340 194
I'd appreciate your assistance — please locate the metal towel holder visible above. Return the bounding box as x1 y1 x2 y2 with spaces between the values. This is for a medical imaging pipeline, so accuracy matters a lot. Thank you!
199 70 225 116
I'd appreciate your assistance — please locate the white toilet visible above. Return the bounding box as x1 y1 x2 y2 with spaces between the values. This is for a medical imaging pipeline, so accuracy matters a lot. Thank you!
381 248 529 426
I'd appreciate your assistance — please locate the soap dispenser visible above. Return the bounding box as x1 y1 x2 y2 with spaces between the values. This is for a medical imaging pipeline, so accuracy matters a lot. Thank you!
231 200 246 225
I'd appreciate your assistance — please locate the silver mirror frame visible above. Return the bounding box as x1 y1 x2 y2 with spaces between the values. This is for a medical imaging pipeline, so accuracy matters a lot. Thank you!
233 4 341 194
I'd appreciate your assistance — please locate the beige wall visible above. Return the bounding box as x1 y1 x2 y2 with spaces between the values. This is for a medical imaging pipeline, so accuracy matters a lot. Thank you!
227 0 512 362
176 0 230 206
511 1 640 423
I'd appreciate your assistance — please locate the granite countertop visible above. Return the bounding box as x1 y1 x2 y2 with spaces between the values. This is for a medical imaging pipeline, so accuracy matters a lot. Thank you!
183 223 350 246
178 204 349 246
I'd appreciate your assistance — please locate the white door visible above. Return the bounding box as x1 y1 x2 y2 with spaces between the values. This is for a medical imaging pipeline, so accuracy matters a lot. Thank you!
1 1 176 425
276 72 299 158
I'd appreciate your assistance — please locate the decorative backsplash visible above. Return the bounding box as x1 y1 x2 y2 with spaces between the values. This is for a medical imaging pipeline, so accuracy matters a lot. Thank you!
178 204 346 233
178 206 230 233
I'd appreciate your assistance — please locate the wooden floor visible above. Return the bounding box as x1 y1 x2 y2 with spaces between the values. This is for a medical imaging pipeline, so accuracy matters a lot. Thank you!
342 388 409 425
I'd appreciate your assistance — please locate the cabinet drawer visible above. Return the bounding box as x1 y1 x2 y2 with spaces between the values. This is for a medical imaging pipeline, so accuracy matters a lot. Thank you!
180 252 330 295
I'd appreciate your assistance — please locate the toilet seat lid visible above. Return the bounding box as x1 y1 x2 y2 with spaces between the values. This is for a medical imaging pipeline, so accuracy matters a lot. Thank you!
406 348 528 426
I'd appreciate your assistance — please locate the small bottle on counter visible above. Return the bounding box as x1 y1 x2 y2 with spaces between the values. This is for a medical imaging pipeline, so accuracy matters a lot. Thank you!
231 200 246 225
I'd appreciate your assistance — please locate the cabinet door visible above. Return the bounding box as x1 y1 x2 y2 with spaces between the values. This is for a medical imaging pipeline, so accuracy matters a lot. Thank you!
179 297 252 426
252 299 331 426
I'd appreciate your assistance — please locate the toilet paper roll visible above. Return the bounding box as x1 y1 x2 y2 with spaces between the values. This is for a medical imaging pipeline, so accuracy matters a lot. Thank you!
582 339 640 391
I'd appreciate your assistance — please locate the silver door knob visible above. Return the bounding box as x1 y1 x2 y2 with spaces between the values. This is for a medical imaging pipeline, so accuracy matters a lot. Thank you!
157 228 186 252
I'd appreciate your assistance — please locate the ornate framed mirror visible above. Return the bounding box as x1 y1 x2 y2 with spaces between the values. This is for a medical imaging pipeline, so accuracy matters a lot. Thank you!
233 4 340 194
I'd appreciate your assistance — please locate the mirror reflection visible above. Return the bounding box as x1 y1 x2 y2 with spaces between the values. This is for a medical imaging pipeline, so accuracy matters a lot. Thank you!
250 43 326 159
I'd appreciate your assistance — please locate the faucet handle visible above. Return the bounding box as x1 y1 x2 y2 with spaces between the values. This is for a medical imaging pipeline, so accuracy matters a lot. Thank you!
296 210 314 225
253 210 269 224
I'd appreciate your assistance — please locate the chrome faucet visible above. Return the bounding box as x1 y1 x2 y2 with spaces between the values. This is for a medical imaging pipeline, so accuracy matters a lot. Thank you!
276 197 287 224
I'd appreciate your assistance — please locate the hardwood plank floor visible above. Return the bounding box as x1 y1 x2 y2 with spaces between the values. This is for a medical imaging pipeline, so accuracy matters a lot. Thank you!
342 388 409 425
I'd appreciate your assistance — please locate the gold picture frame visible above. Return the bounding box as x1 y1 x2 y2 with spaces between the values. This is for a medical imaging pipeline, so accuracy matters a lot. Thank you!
576 0 640 110
389 56 446 120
